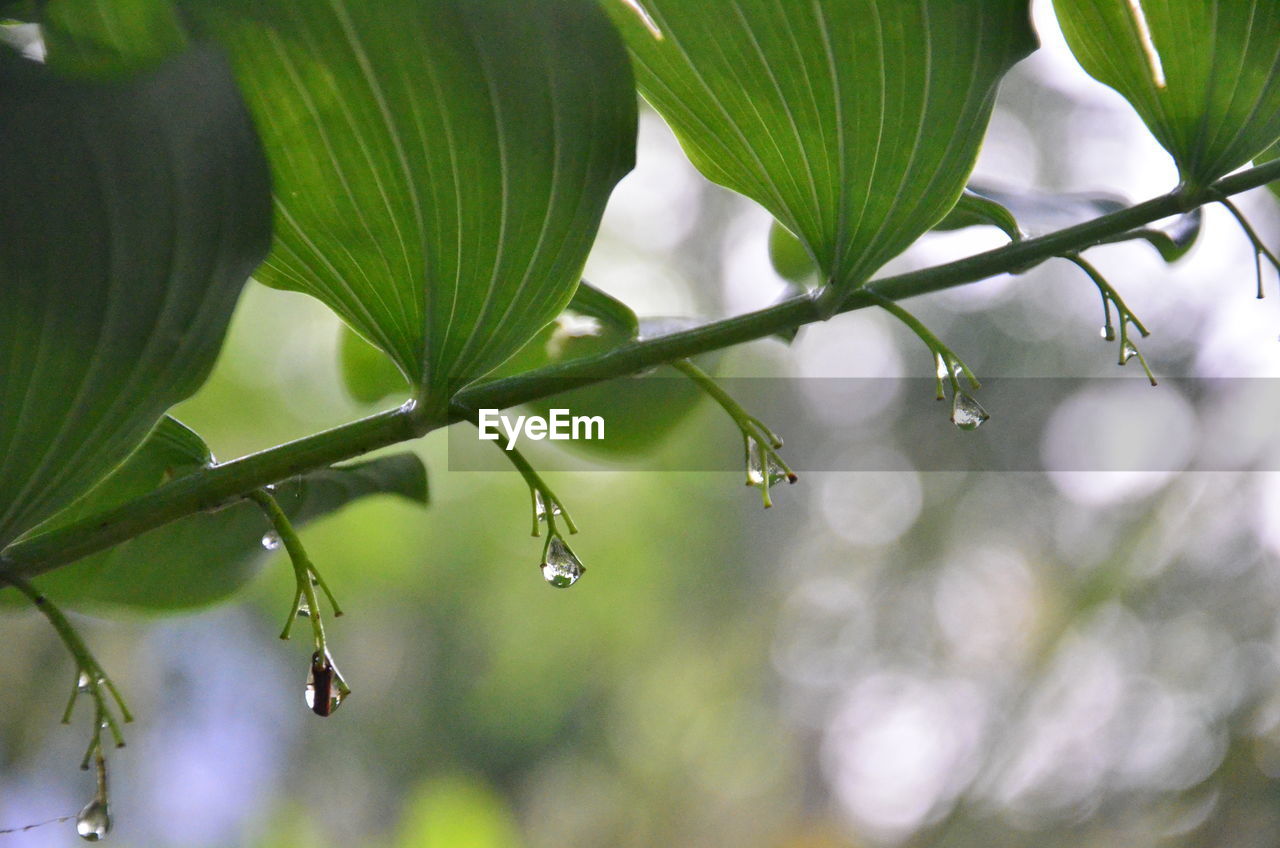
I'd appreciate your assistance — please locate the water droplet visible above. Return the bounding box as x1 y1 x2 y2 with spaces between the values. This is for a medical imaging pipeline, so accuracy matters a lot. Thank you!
304 650 349 717
295 598 311 618
541 537 585 588
746 437 791 487
75 800 109 842
933 353 948 380
1120 341 1141 364
533 490 562 522
76 671 93 693
951 392 989 431
1100 324 1116 341
261 531 281 551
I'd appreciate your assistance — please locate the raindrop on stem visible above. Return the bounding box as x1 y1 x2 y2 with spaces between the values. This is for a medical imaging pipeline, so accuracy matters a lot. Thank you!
75 799 109 842
534 490 562 522
542 537 585 588
951 392 989 431
746 437 792 487
304 650 349 717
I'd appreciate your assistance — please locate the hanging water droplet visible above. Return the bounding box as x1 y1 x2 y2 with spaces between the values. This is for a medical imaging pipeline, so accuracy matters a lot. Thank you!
541 537 585 588
933 352 948 380
295 597 311 618
533 490 562 522
76 670 93 693
746 437 791 487
951 392 989 431
75 800 109 842
261 531 282 551
1120 341 1139 364
1100 324 1116 341
746 437 765 485
304 650 349 717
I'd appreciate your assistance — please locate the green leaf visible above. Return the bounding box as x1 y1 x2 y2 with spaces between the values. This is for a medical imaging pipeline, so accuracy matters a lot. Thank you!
942 182 1202 263
606 0 1036 293
41 0 188 78
566 281 641 339
1257 141 1280 201
7 429 428 611
768 221 818 285
775 177 1201 286
339 324 412 406
1054 0 1280 188
773 190 1024 286
0 46 272 550
935 189 1024 242
30 417 213 538
187 0 637 407
0 3 38 22
343 281 639 406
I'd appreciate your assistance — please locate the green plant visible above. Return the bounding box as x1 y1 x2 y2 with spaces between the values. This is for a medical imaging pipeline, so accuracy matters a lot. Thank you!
1 0 1279 839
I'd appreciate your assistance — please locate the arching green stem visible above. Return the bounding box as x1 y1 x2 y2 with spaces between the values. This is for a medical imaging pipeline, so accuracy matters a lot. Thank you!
248 489 341 648
1215 195 1280 299
459 412 578 536
1 576 131 765
3 159 1280 578
669 358 796 508
865 290 980 400
1064 254 1157 385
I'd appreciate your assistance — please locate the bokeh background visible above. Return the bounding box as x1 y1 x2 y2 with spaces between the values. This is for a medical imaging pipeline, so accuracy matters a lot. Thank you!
5 2 1280 845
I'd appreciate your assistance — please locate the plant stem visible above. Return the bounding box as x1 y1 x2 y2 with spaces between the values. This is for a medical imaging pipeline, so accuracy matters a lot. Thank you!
247 489 335 648
865 291 981 397
2 576 132 760
669 359 796 506
1065 254 1150 337
2 402 425 576
463 416 579 536
1215 195 1280 298
1064 254 1158 384
2 161 1280 578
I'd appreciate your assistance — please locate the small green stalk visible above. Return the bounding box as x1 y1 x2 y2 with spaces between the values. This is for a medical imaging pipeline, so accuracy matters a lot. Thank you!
3 576 131 767
1215 195 1280 299
669 358 797 508
248 489 341 648
865 290 980 399
1065 254 1157 386
464 414 578 537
